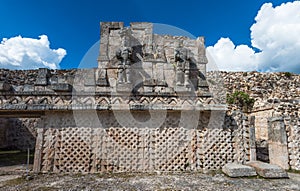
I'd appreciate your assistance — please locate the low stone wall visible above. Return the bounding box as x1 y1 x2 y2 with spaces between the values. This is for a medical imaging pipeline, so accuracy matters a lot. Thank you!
33 110 254 173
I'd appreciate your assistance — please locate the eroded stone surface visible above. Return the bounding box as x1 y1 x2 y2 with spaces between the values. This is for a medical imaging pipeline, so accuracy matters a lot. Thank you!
0 22 300 174
222 163 257 177
1 172 300 191
246 161 288 178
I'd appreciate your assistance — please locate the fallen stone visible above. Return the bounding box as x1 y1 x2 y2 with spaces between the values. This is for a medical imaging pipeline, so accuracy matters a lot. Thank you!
246 161 288 178
222 163 257 177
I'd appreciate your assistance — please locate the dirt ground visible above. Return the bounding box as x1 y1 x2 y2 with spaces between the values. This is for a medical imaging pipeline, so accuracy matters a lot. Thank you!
1 165 300 191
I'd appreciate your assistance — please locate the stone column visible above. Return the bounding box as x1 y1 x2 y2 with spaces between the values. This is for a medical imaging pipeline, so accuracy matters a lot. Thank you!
268 117 289 169
33 117 45 172
249 116 256 161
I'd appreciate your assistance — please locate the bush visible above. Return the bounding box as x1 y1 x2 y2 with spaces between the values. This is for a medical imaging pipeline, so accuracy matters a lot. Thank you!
284 72 292 78
226 91 255 112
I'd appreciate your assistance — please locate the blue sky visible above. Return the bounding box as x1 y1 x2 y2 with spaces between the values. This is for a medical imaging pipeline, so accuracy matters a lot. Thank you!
0 0 299 72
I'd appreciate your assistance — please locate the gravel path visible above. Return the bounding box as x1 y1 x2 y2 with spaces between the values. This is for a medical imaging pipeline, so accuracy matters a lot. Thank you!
1 171 300 191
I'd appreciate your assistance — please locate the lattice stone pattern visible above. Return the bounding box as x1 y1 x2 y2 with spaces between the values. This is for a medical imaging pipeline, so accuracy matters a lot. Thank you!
34 110 251 173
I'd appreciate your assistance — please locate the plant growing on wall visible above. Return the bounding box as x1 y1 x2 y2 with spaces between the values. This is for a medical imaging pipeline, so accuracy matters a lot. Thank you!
226 91 255 112
283 72 292 78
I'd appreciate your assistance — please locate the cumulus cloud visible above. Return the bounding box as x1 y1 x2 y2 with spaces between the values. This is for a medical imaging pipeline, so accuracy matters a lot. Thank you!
207 1 300 73
0 35 66 69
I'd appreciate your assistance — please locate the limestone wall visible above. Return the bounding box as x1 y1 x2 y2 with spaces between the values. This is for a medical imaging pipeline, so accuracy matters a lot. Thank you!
221 71 300 170
220 71 300 135
33 110 253 173
286 115 300 170
1 69 300 171
251 109 273 140
221 71 300 102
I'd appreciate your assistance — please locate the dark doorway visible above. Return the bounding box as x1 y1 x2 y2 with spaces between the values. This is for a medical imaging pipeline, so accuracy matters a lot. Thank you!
0 118 39 170
256 139 269 163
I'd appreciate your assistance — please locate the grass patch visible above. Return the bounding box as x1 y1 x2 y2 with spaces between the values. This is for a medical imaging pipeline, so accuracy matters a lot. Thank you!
287 169 300 174
204 169 223 176
95 172 156 179
37 186 53 191
0 149 34 166
3 177 27 187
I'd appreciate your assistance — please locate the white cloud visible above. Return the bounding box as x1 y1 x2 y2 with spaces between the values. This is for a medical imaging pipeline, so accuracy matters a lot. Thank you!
0 35 66 69
207 1 300 73
207 38 257 71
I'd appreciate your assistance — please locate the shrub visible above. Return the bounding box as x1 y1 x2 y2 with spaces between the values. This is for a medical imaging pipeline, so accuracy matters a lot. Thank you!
284 72 292 78
226 91 255 112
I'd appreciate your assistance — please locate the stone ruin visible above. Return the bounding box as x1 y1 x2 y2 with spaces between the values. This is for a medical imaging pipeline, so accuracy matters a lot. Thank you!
0 22 299 173
222 71 300 171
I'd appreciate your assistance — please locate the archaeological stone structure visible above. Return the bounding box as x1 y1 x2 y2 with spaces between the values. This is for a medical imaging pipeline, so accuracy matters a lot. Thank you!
0 22 299 173
222 71 300 170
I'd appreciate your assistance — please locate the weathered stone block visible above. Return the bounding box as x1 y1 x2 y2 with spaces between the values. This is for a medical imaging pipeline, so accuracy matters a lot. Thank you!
0 81 12 91
51 84 72 92
174 85 191 93
143 79 156 87
268 117 289 169
84 69 96 86
23 85 34 92
35 78 48 86
246 161 288 178
116 83 132 93
96 69 109 86
35 68 50 86
198 80 208 87
222 163 257 177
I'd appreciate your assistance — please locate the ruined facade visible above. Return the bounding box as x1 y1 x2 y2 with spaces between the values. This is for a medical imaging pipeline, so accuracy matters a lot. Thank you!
0 22 299 173
222 71 300 170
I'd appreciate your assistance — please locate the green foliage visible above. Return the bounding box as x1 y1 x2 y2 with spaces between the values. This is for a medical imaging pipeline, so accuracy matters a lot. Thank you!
284 72 292 78
226 91 255 112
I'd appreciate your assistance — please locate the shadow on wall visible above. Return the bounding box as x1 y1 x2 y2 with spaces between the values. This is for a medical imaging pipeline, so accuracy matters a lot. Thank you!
34 110 252 173
0 118 38 151
0 118 38 167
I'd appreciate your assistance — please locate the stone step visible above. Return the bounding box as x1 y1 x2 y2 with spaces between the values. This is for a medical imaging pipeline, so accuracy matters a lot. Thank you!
246 161 288 178
222 163 257 177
